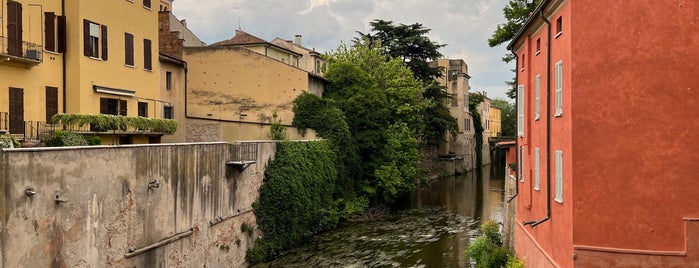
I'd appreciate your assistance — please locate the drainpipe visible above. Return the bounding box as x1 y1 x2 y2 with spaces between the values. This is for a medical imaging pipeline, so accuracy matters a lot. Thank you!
184 62 188 117
507 50 519 203
530 3 552 229
62 0 66 113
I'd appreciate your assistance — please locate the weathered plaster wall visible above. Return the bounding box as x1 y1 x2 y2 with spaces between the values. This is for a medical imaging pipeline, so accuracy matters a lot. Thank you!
0 142 276 267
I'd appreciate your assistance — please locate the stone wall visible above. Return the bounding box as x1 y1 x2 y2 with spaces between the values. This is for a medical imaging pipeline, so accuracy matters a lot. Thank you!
0 142 277 267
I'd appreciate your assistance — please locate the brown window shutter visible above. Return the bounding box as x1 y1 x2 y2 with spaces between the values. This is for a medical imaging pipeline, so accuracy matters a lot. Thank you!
100 98 109 114
83 20 90 56
143 39 152 70
44 12 56 52
119 100 127 116
57 16 66 53
9 88 25 135
125 33 134 66
7 1 23 57
101 25 108 60
45 87 59 122
143 0 151 9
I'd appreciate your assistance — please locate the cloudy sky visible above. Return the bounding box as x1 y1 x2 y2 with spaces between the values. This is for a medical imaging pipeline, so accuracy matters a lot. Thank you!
172 0 515 101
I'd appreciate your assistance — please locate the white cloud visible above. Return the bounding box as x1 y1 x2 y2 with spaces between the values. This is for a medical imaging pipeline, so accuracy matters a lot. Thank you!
172 0 515 100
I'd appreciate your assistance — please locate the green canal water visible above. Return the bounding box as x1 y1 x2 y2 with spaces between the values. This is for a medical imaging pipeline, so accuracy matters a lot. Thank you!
252 164 506 268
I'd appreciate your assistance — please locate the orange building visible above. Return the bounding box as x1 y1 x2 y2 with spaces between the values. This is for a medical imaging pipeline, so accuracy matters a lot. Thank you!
509 0 699 267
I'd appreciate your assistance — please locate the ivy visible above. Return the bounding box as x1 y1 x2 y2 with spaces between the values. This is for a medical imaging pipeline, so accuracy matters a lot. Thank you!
247 141 338 263
469 93 486 173
51 113 178 134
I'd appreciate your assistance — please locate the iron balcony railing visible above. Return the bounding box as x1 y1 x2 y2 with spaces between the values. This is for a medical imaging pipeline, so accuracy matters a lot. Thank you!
9 120 167 143
0 36 43 62
229 142 258 163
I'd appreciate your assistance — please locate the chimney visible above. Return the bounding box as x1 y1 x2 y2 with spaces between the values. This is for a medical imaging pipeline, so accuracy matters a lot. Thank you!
180 19 187 26
294 35 302 46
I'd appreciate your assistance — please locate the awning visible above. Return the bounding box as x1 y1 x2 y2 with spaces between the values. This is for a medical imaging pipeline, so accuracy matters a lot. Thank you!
93 85 135 97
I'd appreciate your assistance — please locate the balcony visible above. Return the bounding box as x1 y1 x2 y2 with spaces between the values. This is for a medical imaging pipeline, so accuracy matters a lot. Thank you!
0 36 42 68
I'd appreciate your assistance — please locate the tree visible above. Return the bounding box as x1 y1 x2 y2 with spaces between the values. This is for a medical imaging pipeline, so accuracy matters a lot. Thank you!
293 42 427 204
491 98 516 137
357 19 457 146
488 0 541 98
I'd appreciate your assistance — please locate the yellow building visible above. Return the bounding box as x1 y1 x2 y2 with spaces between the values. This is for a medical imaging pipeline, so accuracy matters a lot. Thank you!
489 105 502 137
211 30 302 68
431 59 476 170
2 0 165 144
271 35 326 76
181 45 321 142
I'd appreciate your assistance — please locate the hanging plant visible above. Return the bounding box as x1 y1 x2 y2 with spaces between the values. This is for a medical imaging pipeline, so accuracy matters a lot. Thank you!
51 113 178 134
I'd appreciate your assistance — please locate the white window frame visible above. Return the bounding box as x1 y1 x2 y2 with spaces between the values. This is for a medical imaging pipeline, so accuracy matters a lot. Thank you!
555 150 563 203
517 85 525 137
519 146 525 183
534 74 541 120
534 147 540 191
555 61 563 116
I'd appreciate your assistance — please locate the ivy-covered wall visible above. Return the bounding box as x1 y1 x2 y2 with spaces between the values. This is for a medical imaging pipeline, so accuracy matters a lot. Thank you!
247 141 338 262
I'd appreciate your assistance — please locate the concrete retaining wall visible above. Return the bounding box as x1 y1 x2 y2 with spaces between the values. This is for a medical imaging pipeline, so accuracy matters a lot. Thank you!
0 141 277 267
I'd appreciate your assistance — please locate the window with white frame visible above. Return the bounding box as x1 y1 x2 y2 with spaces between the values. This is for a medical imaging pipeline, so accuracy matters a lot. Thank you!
517 85 524 137
555 61 563 116
534 74 541 120
555 150 563 203
519 146 525 183
534 147 540 191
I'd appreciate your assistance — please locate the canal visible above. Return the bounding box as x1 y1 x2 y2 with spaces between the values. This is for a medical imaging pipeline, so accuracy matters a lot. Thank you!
252 164 506 267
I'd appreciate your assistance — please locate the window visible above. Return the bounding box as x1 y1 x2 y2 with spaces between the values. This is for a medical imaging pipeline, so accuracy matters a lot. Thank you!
535 38 540 55
143 39 152 70
9 87 24 135
164 106 173 119
100 98 126 115
315 59 322 74
44 12 67 53
534 147 540 191
555 150 563 203
166 71 172 90
555 61 563 116
555 16 562 37
517 85 524 137
138 102 148 117
535 74 540 120
7 0 23 57
464 118 470 133
518 146 525 183
46 87 58 122
125 33 134 66
83 20 108 60
143 0 151 9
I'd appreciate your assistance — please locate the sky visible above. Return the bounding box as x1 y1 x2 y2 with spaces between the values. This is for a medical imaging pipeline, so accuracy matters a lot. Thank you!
171 0 515 101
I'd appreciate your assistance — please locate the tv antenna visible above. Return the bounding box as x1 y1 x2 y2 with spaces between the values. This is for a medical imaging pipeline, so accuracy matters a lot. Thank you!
234 7 243 30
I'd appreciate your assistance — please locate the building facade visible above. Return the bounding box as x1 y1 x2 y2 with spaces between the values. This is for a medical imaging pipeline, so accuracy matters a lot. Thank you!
1 0 168 144
271 35 326 76
509 0 699 267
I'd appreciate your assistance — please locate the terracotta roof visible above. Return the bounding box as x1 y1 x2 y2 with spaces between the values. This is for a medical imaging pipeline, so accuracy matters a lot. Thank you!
211 30 267 46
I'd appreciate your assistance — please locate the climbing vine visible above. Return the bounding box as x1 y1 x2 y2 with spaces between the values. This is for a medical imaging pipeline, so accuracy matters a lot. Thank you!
469 93 485 171
247 141 338 263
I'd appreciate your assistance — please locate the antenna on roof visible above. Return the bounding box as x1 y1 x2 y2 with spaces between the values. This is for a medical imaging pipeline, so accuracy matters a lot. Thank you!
235 7 243 30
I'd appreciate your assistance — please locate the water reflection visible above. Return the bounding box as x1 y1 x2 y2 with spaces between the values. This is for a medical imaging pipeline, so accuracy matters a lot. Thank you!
253 164 505 268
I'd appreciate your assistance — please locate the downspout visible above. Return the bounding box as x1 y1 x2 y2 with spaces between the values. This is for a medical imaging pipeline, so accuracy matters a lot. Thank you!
530 3 552 228
62 0 66 113
184 62 188 117
507 50 519 203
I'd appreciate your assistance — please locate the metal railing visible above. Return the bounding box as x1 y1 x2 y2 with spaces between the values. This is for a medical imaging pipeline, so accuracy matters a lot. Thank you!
0 36 43 62
229 142 258 163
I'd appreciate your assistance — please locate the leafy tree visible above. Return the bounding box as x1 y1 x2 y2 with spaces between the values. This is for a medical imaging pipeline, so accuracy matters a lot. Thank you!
268 112 288 140
293 42 427 204
357 19 457 146
491 98 516 137
488 0 541 98
469 93 486 171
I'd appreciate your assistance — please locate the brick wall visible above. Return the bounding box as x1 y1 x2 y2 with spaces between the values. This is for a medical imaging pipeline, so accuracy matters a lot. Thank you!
158 11 184 60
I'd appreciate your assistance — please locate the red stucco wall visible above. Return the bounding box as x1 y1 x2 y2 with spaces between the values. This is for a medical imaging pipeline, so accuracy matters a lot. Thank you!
571 0 699 254
514 1 574 267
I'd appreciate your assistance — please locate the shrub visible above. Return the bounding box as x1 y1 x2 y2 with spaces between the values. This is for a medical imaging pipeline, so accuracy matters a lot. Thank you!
0 134 19 148
45 131 89 147
466 220 522 268
268 112 288 140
